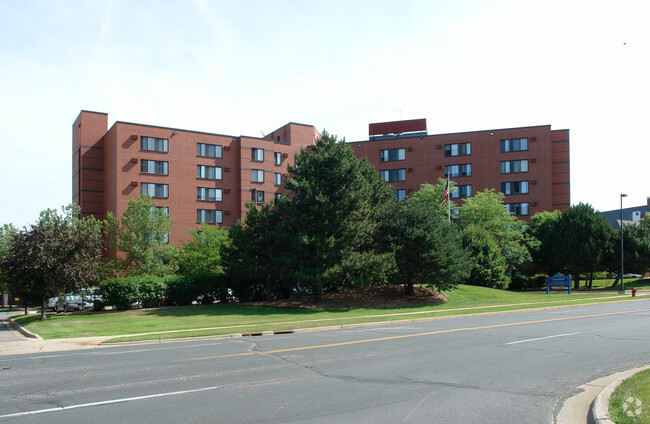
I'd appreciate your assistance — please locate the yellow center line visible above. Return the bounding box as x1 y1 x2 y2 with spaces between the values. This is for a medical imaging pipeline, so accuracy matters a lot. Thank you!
191 308 650 361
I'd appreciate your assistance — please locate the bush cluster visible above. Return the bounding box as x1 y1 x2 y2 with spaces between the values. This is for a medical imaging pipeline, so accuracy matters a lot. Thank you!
97 274 232 310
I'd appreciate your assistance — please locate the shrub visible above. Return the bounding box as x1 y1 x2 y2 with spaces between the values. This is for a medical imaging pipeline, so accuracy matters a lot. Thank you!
508 272 529 290
99 276 166 310
164 275 198 305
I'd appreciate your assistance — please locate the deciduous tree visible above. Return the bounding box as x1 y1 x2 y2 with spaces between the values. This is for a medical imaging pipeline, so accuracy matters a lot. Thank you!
1 205 103 319
105 195 176 276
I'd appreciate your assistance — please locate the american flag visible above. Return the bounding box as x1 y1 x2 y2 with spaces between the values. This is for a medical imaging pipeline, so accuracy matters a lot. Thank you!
441 175 449 211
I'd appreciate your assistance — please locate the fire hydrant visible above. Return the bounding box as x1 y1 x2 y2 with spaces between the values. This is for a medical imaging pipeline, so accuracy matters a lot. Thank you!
631 288 637 297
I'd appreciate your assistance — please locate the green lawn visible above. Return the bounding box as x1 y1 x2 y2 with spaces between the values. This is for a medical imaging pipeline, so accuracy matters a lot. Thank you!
609 368 650 424
12 283 646 343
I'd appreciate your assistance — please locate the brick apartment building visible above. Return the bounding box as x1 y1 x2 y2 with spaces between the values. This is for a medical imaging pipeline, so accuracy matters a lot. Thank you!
72 110 319 245
349 119 570 217
73 112 570 246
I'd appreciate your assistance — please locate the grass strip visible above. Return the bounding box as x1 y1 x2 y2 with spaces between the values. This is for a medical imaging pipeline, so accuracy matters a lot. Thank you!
609 368 650 424
12 284 646 343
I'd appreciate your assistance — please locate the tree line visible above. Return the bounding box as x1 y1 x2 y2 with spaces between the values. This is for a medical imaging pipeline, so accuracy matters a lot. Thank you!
1 132 649 319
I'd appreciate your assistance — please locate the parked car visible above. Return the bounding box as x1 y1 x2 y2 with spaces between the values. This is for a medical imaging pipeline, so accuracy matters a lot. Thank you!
55 294 93 312
46 297 59 311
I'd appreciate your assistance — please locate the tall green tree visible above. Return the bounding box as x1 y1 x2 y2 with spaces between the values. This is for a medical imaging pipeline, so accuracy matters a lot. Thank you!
176 223 229 276
224 202 289 301
410 179 457 220
457 189 531 287
1 205 104 319
281 131 395 301
105 195 176 276
525 210 565 275
461 225 508 288
558 203 614 289
386 199 471 294
0 223 18 306
604 212 650 283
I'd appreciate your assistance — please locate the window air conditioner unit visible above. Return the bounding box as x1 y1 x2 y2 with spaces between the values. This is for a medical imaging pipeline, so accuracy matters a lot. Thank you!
531 202 537 207
225 211 231 216
407 147 413 152
531 180 537 185
224 189 230 194
131 134 138 140
130 181 138 186
131 158 139 163
531 158 537 163
436 165 442 170
436 145 442 149
225 167 230 172
224 145 230 151
408 168 413 173
282 153 289 157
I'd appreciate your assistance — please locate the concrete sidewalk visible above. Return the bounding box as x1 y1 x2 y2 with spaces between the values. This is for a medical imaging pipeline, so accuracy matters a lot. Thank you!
0 313 111 356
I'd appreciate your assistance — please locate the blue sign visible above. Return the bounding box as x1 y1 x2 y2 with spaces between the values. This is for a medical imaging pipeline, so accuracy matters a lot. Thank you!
546 274 571 294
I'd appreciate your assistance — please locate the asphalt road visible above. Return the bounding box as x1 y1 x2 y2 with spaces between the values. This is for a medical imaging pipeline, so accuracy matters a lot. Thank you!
1 299 649 423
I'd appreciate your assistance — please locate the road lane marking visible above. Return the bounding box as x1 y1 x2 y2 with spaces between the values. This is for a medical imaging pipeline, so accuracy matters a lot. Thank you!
191 308 650 360
505 332 582 345
0 386 223 419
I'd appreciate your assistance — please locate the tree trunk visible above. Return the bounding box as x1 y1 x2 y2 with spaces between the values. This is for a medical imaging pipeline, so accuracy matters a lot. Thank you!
404 283 414 296
588 269 594 289
40 296 48 320
573 273 580 290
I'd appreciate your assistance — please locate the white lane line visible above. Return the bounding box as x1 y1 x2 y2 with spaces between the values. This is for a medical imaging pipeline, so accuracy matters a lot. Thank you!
506 332 582 345
0 385 222 419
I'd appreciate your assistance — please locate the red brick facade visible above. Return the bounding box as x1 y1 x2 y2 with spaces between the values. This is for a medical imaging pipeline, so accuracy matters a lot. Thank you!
350 120 570 218
72 111 318 245
73 113 570 246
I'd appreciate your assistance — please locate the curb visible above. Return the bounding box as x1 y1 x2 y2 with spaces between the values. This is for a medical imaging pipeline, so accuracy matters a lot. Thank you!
589 365 650 424
7 317 43 340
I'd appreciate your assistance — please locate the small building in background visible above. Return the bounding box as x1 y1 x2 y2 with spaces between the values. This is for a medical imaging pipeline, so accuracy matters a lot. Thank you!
600 198 650 230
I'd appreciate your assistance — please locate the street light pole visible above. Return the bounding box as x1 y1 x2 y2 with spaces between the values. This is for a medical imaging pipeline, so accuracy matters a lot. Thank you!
619 193 628 294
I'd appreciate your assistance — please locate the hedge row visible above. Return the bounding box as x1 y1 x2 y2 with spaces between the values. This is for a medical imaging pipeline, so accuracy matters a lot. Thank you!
96 274 232 310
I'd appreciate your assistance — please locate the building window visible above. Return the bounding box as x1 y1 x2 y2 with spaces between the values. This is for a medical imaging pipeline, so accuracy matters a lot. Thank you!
197 165 222 180
274 152 282 165
395 189 406 201
379 169 406 182
251 148 264 162
256 190 265 204
501 181 529 195
197 209 223 224
141 183 168 198
252 169 264 183
197 187 222 202
451 184 472 198
274 173 282 186
445 164 472 177
274 193 282 204
500 160 528 174
140 159 168 175
506 202 529 216
197 143 222 158
501 138 528 152
150 206 169 216
141 136 168 153
380 148 406 162
444 143 471 157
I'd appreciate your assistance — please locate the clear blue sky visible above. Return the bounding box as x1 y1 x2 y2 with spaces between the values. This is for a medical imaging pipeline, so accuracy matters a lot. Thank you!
1 0 648 228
